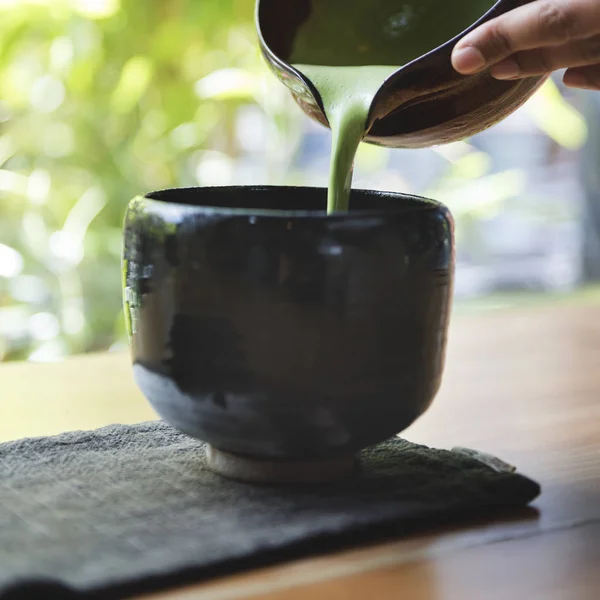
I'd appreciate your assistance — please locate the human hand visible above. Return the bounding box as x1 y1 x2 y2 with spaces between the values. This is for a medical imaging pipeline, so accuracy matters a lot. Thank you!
451 0 600 90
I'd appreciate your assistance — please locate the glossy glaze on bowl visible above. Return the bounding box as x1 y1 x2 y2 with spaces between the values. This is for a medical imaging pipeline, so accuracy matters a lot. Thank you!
257 0 547 148
123 186 454 464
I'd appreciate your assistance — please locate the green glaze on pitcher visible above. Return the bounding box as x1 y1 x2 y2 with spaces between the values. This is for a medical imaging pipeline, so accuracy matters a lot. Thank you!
290 0 495 213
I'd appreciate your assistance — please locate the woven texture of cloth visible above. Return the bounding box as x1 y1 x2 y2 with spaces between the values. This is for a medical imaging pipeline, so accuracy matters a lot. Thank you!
0 421 540 599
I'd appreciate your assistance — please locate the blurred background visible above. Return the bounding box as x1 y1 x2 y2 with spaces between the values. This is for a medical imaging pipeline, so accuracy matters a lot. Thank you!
1 0 600 363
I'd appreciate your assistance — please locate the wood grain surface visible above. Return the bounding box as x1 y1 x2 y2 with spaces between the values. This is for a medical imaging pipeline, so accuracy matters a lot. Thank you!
2 304 599 599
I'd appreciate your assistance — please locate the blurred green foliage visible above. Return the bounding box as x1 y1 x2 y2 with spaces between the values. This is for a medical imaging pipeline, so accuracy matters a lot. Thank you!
0 0 588 362
0 0 297 361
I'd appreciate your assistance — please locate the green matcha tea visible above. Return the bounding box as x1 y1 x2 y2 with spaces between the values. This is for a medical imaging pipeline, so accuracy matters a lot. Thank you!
293 65 397 213
289 0 495 213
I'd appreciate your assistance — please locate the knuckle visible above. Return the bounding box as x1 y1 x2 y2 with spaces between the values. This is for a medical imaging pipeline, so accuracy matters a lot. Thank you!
487 22 514 57
538 50 557 72
513 50 554 75
511 52 529 73
538 0 578 42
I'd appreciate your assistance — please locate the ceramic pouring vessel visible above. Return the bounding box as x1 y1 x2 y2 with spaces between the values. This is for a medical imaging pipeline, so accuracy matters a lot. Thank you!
257 0 547 148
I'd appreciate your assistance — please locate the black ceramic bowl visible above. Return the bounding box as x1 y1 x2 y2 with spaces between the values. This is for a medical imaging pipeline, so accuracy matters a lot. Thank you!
123 186 454 482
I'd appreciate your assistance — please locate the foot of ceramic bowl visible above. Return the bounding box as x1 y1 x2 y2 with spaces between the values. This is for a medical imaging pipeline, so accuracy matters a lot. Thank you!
206 445 358 484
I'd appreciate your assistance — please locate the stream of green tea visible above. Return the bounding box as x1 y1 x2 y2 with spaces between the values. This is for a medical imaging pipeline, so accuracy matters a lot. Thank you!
288 0 495 213
292 65 397 213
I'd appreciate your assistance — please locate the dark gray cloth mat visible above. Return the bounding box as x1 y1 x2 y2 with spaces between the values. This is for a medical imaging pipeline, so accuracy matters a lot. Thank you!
0 421 540 600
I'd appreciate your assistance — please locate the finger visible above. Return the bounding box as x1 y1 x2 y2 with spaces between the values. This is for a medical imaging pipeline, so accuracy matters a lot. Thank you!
452 0 600 75
490 34 600 79
563 64 600 89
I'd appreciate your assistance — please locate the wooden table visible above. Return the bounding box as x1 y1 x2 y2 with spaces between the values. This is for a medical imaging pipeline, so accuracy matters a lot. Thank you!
2 304 600 599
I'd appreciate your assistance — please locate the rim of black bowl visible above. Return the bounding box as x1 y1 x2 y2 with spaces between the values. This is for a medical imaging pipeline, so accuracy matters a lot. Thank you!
140 186 446 219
